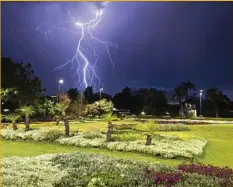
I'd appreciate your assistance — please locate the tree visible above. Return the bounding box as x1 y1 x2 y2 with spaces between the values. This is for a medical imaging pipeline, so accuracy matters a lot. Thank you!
144 120 157 145
55 93 71 136
36 99 56 119
103 113 116 142
86 99 113 117
66 88 80 101
173 81 196 108
182 81 196 100
19 106 35 131
206 87 230 117
1 57 45 107
4 113 21 130
83 86 94 104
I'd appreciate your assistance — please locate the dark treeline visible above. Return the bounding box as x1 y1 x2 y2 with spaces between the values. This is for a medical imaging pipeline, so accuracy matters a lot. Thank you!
1 57 233 118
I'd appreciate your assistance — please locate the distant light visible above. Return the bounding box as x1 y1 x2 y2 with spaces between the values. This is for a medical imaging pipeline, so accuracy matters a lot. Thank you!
199 90 203 96
4 109 9 112
141 111 145 115
59 79 64 84
100 88 103 91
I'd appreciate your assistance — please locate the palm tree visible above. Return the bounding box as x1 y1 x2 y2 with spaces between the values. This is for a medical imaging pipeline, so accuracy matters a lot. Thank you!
172 85 186 108
4 113 21 130
104 113 117 142
144 120 157 145
173 81 196 107
55 102 70 136
19 106 34 131
182 81 196 100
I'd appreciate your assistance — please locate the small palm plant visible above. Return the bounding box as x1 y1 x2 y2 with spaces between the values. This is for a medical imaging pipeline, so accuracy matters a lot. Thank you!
5 113 21 130
55 102 70 136
144 120 157 145
103 113 117 142
19 106 35 131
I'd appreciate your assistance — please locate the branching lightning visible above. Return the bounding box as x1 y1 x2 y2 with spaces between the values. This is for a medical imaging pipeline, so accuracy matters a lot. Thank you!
36 2 117 89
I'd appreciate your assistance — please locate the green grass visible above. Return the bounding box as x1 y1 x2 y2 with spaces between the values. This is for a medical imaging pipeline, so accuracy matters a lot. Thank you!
1 119 233 168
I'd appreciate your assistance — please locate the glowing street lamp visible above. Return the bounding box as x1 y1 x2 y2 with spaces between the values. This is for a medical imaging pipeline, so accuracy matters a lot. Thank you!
58 79 64 102
100 88 103 100
199 90 203 116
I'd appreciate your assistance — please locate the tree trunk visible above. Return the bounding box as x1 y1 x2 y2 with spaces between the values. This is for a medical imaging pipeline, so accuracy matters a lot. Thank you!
56 119 59 125
13 122 18 130
63 117 69 136
25 116 30 131
145 134 152 145
106 122 113 142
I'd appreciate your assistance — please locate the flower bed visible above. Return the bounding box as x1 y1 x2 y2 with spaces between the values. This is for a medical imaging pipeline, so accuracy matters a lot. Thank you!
1 128 207 159
2 152 232 187
1 128 64 141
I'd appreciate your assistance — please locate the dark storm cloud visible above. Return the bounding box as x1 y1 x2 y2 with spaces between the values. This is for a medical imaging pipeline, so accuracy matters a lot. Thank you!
1 2 232 97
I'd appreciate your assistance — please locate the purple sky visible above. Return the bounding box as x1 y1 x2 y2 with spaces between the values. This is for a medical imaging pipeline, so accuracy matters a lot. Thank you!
2 2 233 98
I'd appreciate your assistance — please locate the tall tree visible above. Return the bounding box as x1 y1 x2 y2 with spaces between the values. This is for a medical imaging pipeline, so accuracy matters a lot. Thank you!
55 93 71 136
66 88 80 101
83 86 94 104
1 57 45 106
206 87 230 117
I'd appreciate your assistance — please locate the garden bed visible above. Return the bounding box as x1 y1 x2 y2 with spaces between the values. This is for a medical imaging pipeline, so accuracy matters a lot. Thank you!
2 152 232 187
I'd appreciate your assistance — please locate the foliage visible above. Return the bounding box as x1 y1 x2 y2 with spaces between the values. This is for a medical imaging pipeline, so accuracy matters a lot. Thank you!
2 152 228 187
36 99 56 118
57 133 207 159
86 99 114 117
55 103 69 116
1 57 45 106
112 132 144 142
1 128 64 141
4 113 21 123
206 87 231 117
178 163 233 186
82 131 104 139
156 124 190 131
19 106 35 117
66 88 80 101
2 155 68 187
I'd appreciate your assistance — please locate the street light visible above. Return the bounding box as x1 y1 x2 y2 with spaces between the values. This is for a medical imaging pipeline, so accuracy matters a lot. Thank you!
58 79 64 102
99 88 103 100
199 90 203 116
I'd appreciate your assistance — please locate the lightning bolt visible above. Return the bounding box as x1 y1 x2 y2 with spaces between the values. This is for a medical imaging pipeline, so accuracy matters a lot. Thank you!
37 3 117 89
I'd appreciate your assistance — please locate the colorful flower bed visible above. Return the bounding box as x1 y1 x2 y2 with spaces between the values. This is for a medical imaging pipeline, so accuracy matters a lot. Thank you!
2 152 232 187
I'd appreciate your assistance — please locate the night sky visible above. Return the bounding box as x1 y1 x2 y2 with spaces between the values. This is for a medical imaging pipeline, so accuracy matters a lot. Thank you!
2 2 233 98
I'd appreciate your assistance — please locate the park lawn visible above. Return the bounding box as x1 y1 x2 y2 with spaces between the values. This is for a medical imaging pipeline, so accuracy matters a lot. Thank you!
158 124 233 168
1 120 233 168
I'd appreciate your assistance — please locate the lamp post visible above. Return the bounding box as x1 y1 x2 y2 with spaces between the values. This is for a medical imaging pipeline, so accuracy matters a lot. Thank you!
58 79 64 102
199 90 203 116
99 88 103 100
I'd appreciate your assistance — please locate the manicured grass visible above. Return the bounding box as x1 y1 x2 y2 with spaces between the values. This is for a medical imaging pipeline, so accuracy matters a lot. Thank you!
1 120 233 168
158 124 233 168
